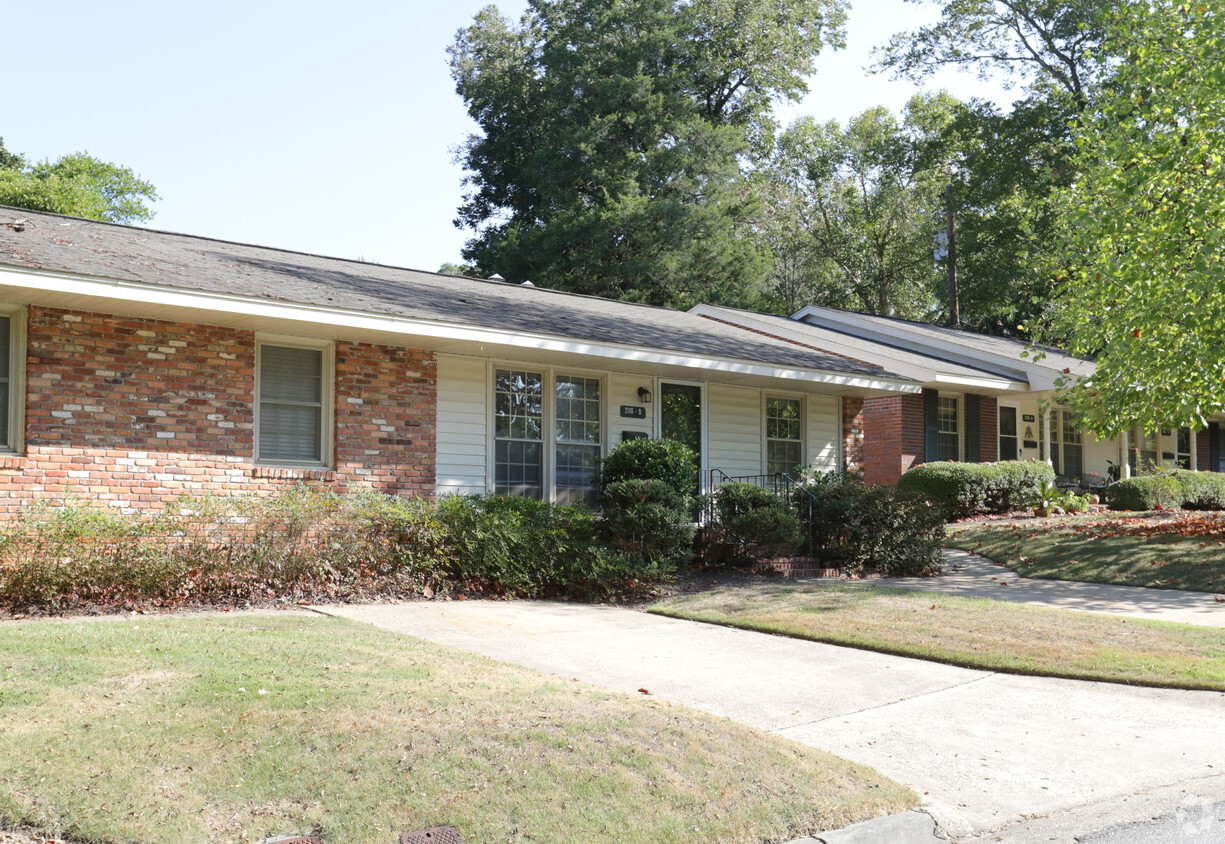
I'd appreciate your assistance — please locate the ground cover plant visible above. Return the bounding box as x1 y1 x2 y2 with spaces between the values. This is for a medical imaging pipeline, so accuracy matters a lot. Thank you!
649 582 1225 691
947 512 1225 593
0 613 914 844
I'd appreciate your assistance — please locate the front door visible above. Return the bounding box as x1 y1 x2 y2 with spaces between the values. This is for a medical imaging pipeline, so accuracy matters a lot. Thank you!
660 382 703 492
999 405 1018 461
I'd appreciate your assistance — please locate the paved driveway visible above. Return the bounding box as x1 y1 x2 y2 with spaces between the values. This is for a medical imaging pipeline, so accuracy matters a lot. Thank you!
320 597 1225 841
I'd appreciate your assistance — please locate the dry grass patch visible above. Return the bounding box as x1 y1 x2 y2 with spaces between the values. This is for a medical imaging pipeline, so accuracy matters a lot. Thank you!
650 583 1225 690
0 612 914 844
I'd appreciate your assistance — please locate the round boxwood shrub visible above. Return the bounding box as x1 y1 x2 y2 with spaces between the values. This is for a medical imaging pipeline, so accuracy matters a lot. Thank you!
708 482 803 559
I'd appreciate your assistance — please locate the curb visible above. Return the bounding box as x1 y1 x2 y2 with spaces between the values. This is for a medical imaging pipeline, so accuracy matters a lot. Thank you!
785 809 945 844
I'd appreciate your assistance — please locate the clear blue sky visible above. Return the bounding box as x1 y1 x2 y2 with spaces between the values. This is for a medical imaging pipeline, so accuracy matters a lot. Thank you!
5 0 1011 272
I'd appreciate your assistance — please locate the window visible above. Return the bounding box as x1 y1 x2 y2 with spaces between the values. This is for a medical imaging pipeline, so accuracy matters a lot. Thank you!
1129 427 1158 473
1176 427 1192 469
766 397 802 477
494 368 544 499
1061 411 1083 479
493 367 604 504
257 340 331 465
0 315 11 449
938 396 959 461
555 374 601 507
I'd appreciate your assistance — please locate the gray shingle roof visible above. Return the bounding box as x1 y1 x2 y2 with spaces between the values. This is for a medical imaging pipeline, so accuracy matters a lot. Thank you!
792 304 1095 379
0 207 897 380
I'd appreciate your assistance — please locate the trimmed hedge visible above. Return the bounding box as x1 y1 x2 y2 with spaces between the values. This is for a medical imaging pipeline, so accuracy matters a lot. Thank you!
1107 470 1225 511
896 461 1056 520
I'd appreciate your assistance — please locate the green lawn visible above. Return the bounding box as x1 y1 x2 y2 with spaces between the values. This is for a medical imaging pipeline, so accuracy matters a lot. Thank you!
0 612 914 844
650 582 1225 690
947 512 1225 593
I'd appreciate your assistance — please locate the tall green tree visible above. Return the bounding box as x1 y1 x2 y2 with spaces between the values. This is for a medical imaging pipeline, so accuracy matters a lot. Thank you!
450 0 846 309
873 0 1106 332
1039 0 1225 436
0 138 158 224
757 92 959 318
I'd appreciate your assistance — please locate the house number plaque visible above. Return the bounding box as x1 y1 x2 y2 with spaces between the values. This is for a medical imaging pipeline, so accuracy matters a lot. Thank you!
619 405 646 419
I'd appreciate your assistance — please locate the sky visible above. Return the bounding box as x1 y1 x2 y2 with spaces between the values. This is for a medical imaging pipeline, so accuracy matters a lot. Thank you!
4 0 1014 273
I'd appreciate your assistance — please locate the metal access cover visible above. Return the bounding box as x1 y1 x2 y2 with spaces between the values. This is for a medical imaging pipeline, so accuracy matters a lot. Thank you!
399 827 462 844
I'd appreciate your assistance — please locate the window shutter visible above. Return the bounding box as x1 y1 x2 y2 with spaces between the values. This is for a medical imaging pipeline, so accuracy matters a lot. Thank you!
923 389 939 463
964 394 980 463
1211 422 1221 473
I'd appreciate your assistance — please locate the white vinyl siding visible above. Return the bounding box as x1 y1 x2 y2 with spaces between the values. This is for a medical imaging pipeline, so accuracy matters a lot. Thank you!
806 395 840 473
707 383 761 478
256 340 331 465
435 354 488 497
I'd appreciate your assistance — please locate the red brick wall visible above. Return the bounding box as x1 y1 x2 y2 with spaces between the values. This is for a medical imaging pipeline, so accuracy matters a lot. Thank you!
978 395 998 463
0 306 437 514
863 394 927 485
841 397 865 476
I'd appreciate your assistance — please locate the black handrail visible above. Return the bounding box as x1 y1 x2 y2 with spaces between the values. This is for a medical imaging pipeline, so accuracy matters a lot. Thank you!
704 469 819 557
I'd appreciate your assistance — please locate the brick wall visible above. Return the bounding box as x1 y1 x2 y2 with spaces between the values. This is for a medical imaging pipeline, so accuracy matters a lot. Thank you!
862 394 928 485
0 306 437 514
841 397 864 476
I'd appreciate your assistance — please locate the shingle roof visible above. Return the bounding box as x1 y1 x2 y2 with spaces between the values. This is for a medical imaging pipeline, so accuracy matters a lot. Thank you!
0 207 898 380
792 304 1095 379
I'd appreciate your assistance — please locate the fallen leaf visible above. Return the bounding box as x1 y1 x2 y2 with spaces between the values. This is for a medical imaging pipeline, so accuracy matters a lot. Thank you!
638 688 652 695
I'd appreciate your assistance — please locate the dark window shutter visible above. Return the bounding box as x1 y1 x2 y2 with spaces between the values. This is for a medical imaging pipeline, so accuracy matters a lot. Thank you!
923 389 939 463
1211 422 1221 473
964 394 981 463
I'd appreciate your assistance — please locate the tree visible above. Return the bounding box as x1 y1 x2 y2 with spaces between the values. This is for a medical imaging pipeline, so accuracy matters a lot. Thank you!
1035 0 1225 437
873 0 1107 332
449 0 847 309
0 138 157 224
874 0 1104 110
756 92 958 318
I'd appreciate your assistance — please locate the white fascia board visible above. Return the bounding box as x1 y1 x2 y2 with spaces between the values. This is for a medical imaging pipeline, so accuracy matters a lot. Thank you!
2 266 919 394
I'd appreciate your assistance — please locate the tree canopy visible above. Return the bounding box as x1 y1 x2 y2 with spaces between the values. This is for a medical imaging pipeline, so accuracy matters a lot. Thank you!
756 92 960 318
1038 0 1225 436
0 138 158 224
450 0 846 309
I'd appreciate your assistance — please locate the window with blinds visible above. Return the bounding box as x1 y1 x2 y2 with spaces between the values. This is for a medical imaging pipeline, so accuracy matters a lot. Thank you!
257 343 327 464
0 316 10 449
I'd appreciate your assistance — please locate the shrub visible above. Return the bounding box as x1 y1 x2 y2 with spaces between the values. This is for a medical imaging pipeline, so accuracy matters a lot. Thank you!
434 494 604 596
1107 469 1225 511
597 438 698 574
840 486 946 578
797 477 944 577
598 436 697 499
708 483 803 559
897 461 1056 520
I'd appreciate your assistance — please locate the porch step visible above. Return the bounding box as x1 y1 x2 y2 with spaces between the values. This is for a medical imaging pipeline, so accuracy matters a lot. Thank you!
752 557 842 578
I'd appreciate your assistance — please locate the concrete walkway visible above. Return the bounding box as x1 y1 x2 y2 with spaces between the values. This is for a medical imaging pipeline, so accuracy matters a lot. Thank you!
881 548 1225 627
320 585 1225 841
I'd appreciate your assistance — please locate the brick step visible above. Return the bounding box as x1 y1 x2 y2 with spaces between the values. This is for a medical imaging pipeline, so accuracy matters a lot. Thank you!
751 557 842 578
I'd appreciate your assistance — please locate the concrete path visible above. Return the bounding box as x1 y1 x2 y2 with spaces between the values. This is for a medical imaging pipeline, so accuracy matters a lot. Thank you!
882 548 1225 627
319 597 1225 841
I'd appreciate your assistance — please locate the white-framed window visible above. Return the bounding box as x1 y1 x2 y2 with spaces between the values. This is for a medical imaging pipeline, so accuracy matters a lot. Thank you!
0 306 24 453
938 395 960 461
255 337 334 466
765 396 803 477
493 365 603 505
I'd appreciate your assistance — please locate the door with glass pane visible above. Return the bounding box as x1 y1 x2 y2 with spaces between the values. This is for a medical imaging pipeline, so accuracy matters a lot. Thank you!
660 382 702 492
998 405 1018 461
